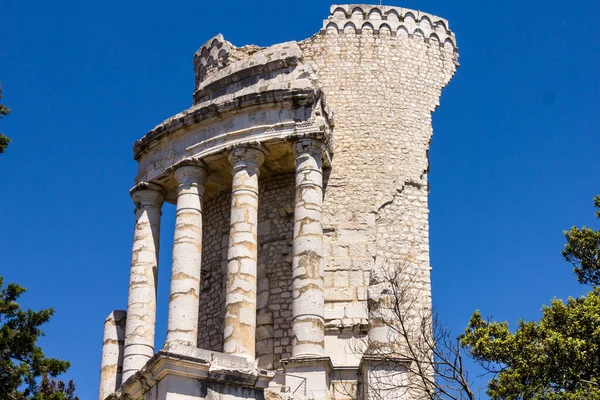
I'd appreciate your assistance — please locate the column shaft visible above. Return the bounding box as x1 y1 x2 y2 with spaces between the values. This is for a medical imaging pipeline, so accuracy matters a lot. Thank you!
122 184 164 382
291 138 326 357
223 146 265 362
367 282 399 352
98 310 126 400
166 164 207 348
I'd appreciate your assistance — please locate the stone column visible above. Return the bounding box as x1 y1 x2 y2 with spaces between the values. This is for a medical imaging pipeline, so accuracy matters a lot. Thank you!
122 183 164 382
223 145 265 362
291 138 326 357
165 163 208 348
367 280 398 352
98 310 126 400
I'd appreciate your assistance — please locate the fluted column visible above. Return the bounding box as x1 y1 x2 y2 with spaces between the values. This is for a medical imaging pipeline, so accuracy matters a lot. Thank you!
223 145 265 362
98 310 126 400
122 183 164 382
291 138 326 357
165 163 208 348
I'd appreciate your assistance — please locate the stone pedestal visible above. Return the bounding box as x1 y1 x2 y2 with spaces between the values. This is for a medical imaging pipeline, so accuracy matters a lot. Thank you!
359 355 411 400
282 357 332 400
223 146 266 362
122 183 164 382
117 346 273 400
166 163 208 348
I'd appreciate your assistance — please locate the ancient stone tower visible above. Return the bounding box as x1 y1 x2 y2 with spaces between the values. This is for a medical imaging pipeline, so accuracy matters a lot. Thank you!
98 4 458 400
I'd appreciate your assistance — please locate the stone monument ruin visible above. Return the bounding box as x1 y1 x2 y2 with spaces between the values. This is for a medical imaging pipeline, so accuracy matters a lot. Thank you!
98 4 458 399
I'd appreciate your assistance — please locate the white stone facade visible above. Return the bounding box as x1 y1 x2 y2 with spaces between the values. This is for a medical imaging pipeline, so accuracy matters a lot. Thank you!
99 4 458 400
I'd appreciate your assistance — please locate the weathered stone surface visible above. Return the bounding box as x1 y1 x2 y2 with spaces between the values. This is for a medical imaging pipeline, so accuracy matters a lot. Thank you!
166 163 208 348
132 40 333 191
115 345 273 400
122 184 164 382
99 310 126 400
291 138 326 358
102 3 458 399
223 146 265 362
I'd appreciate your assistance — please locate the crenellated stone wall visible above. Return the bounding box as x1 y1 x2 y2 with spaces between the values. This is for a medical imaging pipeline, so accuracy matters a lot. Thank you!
300 3 457 352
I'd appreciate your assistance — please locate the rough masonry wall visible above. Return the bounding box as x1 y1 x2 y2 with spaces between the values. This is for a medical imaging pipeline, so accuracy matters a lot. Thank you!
300 28 457 353
256 173 295 369
197 189 231 352
197 173 296 369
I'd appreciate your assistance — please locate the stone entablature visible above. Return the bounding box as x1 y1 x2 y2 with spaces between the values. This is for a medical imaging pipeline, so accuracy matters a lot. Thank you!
133 37 333 201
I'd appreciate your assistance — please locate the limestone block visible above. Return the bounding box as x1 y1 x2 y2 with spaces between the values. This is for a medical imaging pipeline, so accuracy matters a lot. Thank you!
324 287 355 302
282 357 332 400
345 303 367 319
324 303 345 320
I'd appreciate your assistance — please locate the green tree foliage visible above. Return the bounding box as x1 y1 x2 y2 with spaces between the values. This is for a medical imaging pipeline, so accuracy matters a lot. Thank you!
33 375 78 400
0 83 11 153
459 195 600 399
0 276 78 399
562 195 600 286
461 292 600 399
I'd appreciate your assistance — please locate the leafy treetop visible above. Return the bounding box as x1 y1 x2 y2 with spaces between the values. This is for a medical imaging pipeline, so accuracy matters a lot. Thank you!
0 83 11 153
562 195 600 286
461 291 600 399
460 195 600 399
0 276 78 399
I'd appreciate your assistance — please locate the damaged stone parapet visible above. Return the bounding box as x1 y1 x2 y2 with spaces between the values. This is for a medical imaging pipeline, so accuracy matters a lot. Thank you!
122 183 164 382
193 40 306 104
165 163 208 348
321 4 457 50
223 146 266 362
132 38 333 187
99 310 126 400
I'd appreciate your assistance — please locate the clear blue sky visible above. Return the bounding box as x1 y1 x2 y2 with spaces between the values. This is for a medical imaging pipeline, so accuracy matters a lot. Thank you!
1 0 599 398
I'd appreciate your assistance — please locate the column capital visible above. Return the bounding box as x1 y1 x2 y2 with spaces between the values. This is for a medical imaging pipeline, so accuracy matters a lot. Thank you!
173 163 208 186
293 137 327 158
130 182 164 210
228 145 266 171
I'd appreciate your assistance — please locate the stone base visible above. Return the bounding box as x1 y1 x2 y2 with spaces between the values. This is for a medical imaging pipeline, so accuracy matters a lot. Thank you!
109 345 273 400
359 355 412 400
281 356 332 400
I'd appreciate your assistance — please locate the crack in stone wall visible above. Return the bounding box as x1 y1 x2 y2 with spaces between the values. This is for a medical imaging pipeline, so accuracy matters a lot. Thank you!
299 28 456 365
